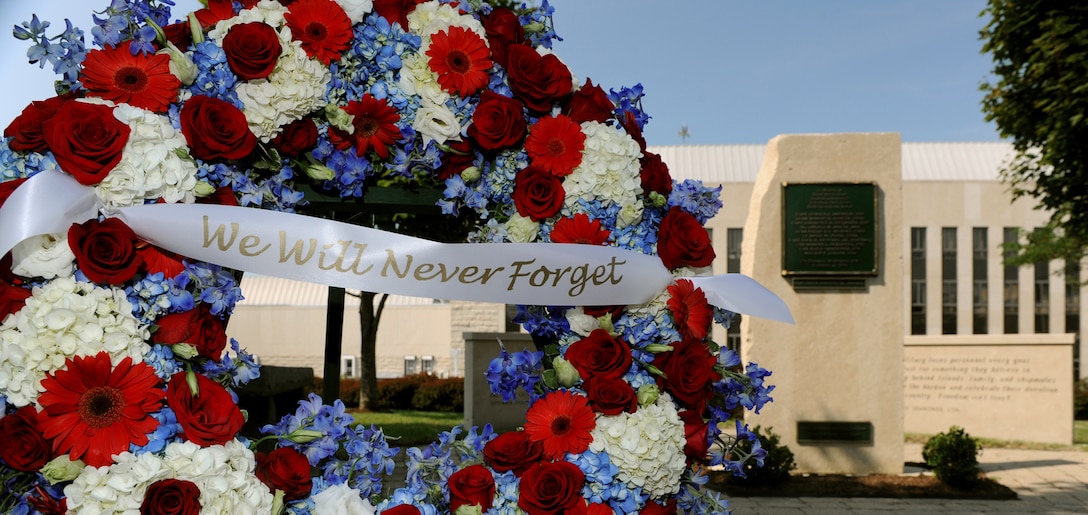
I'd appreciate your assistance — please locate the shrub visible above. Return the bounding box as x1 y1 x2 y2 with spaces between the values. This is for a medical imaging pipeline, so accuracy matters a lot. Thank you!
922 425 981 488
728 426 796 486
411 377 464 412
369 373 433 411
1075 379 1088 420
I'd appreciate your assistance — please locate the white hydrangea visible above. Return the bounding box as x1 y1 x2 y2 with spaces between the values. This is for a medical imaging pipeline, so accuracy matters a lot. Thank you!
0 277 150 407
10 232 75 279
588 394 687 498
209 0 331 142
562 122 644 228
65 439 274 513
98 103 199 208
398 52 450 106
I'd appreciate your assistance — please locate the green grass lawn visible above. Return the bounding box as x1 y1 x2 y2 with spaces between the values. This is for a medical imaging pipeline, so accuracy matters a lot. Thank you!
352 410 463 446
907 420 1088 452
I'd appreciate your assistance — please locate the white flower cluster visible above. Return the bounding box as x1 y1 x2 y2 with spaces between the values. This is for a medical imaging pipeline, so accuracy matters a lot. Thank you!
65 439 274 513
0 277 149 407
334 0 374 25
562 121 644 227
212 0 332 142
313 483 376 515
98 103 200 208
588 394 687 498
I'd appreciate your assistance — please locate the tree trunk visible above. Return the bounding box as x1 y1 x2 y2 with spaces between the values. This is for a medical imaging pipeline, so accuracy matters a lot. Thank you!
358 291 387 408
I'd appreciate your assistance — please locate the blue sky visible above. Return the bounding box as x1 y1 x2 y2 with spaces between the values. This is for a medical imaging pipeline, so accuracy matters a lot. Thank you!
0 0 998 146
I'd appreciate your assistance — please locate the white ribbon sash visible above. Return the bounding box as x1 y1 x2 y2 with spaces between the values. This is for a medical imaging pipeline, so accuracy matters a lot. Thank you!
0 171 793 323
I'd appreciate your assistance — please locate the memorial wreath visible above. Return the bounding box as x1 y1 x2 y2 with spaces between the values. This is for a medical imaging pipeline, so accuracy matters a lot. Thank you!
0 0 789 513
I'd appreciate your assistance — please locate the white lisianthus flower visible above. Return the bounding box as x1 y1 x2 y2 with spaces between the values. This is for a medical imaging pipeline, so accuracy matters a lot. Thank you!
504 213 540 243
588 394 687 498
414 101 463 145
0 277 149 407
157 41 198 85
313 483 377 515
98 103 199 208
335 0 374 24
562 122 644 228
565 306 601 337
65 440 274 513
10 233 75 279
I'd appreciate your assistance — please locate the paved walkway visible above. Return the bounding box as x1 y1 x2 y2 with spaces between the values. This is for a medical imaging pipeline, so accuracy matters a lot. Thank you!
726 443 1088 514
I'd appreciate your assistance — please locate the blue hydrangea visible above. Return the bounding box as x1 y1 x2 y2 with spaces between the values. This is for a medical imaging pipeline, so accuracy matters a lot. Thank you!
189 41 242 106
126 272 175 323
143 344 182 380
133 406 182 455
668 179 723 224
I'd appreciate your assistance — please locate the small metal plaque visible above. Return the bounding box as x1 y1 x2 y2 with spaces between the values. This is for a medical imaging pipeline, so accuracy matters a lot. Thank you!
782 183 878 276
796 421 873 445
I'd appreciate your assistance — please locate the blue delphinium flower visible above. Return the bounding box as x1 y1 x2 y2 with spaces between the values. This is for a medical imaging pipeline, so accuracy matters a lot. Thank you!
668 179 724 224
15 15 86 92
608 84 649 130
512 304 570 342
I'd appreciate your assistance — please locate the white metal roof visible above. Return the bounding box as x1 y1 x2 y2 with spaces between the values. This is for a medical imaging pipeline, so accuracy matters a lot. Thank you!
236 275 440 307
647 141 1015 183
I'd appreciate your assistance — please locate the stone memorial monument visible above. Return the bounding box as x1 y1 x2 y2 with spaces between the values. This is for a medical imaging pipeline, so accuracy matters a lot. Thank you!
742 133 904 474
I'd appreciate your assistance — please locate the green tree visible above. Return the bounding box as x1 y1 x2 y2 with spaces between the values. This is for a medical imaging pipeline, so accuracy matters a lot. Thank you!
980 2 1088 265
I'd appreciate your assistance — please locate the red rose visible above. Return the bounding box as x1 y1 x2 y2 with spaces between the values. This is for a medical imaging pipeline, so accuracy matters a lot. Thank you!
504 45 573 113
512 166 563 221
0 406 53 472
140 479 201 515
255 447 313 501
68 217 144 284
437 139 475 181
583 305 623 322
222 22 282 80
582 376 637 416
381 506 421 515
448 464 496 512
0 281 31 320
640 498 677 515
483 430 542 477
518 461 586 515
619 110 647 151
167 372 245 446
180 95 257 161
152 303 228 359
271 118 318 158
656 207 715 270
4 96 67 153
653 337 720 412
564 329 632 379
482 7 525 68
640 151 673 197
163 21 193 50
468 90 526 152
563 79 614 125
196 186 240 206
43 101 130 185
373 0 423 29
678 409 711 464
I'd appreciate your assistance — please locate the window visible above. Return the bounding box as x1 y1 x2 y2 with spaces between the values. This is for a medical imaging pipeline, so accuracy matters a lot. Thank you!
404 355 417 375
1035 259 1050 333
1066 260 1080 334
421 355 435 374
972 228 988 334
1003 228 1019 333
910 227 926 335
726 228 743 351
941 227 957 335
341 355 357 378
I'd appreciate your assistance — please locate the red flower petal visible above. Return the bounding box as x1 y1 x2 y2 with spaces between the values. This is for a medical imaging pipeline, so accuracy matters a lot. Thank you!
427 26 493 96
80 45 181 113
523 390 595 460
285 0 354 65
550 213 611 245
329 94 402 159
525 114 585 177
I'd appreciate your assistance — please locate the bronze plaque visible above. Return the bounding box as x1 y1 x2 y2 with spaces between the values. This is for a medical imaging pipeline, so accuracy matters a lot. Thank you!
782 182 878 276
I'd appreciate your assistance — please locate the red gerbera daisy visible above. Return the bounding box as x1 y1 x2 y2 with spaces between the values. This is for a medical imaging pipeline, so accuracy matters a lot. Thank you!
524 114 585 177
80 44 181 113
36 352 164 468
667 278 713 341
550 213 611 245
285 0 354 65
329 94 402 159
427 26 493 96
523 390 595 460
